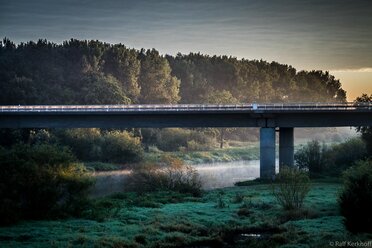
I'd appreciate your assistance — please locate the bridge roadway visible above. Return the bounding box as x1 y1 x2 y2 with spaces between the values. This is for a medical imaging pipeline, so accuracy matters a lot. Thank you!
1 103 371 178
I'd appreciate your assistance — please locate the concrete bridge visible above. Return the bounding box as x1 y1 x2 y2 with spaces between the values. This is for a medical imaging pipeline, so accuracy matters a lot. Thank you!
1 103 371 178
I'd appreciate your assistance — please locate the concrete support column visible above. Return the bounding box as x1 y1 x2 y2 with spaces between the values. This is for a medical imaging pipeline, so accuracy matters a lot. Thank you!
279 127 294 170
260 128 276 179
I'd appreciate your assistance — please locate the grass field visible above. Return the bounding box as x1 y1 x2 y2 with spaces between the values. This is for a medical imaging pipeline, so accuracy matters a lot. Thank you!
1 181 371 247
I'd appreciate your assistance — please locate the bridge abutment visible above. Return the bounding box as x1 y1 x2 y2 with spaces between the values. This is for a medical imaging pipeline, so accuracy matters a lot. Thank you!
260 127 276 179
279 127 294 169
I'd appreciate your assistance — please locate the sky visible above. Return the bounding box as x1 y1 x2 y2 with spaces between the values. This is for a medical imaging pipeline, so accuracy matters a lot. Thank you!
1 0 371 101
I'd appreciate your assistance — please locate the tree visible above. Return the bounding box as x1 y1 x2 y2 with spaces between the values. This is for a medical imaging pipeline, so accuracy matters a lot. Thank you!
355 94 372 157
0 38 347 106
272 167 310 210
205 90 238 148
0 76 37 104
138 49 180 103
54 128 103 161
0 144 93 225
295 140 328 176
166 54 210 103
80 73 131 104
103 45 141 102
101 131 144 163
293 70 346 103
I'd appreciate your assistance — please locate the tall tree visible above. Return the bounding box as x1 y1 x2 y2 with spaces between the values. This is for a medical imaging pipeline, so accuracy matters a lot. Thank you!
103 45 141 102
138 49 180 104
80 72 131 104
205 90 238 148
355 94 372 157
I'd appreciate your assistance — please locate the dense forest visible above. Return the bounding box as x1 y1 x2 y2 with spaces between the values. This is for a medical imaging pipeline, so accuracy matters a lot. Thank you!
0 38 347 105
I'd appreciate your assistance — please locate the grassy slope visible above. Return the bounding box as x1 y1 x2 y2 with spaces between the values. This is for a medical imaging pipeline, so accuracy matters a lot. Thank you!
1 182 371 247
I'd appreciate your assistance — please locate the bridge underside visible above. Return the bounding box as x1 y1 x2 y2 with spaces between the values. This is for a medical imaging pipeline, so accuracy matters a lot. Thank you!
0 111 370 128
0 110 371 179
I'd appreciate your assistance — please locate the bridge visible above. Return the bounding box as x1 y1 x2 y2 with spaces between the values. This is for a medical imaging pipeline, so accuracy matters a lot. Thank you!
1 103 371 178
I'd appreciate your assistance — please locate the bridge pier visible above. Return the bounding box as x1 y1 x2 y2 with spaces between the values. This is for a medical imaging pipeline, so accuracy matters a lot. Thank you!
279 128 294 169
260 128 276 179
259 127 295 179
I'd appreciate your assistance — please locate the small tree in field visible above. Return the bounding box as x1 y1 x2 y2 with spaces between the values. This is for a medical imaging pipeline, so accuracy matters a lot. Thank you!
354 94 372 157
272 167 310 210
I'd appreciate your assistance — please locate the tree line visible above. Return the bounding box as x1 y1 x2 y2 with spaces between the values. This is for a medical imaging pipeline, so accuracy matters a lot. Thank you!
0 38 347 105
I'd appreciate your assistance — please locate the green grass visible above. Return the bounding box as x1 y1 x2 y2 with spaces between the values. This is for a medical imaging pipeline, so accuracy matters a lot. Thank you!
2 181 371 247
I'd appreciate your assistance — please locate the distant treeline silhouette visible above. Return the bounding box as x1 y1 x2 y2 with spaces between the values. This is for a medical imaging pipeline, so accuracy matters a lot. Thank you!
0 38 346 105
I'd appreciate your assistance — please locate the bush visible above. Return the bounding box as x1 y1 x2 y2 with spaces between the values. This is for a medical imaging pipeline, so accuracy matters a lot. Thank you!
295 140 328 176
272 167 310 210
326 138 367 176
101 131 144 163
186 140 206 151
339 160 372 233
141 128 214 152
215 191 227 208
54 128 103 161
84 162 121 171
55 129 144 164
127 155 202 196
295 138 368 177
152 128 190 151
0 144 93 225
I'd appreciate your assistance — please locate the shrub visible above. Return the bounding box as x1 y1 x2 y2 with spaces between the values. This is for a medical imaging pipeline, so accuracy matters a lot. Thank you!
326 138 367 176
54 128 103 161
147 145 162 153
272 167 310 210
127 155 202 196
215 191 227 208
295 138 368 177
84 161 121 171
187 140 205 151
154 128 190 151
55 129 144 164
142 128 214 152
339 160 372 233
0 144 93 225
101 131 144 163
295 140 328 176
231 192 244 203
188 130 215 150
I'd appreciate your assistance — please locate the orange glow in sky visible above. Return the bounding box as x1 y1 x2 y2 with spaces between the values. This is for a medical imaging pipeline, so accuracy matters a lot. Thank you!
330 70 372 101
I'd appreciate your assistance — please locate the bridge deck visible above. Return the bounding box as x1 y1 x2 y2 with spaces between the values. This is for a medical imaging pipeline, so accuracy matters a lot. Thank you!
1 102 371 113
0 103 371 128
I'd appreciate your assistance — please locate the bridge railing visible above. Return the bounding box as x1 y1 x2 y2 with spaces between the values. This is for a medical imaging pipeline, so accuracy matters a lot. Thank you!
0 102 371 112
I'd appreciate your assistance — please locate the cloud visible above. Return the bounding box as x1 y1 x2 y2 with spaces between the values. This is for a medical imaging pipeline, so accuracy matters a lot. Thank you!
1 0 372 70
330 68 372 73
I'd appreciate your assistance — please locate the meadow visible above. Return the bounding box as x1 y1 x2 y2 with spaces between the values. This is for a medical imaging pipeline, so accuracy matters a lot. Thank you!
1 181 370 247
